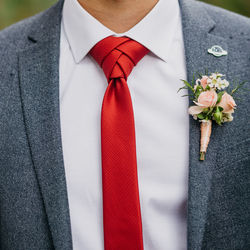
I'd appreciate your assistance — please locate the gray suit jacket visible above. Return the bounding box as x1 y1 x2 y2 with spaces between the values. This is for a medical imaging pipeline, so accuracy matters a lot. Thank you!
0 0 249 249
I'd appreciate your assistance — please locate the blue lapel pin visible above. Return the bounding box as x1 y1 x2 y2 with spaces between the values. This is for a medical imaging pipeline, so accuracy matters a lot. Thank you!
208 45 228 57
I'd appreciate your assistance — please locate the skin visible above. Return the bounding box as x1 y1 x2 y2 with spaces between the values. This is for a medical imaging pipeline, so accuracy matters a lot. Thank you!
77 0 159 33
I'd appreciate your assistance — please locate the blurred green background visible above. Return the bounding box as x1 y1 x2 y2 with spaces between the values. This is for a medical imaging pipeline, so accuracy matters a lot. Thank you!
0 0 250 30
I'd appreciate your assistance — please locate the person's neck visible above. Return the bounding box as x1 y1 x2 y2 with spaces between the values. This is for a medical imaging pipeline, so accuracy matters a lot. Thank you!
77 0 159 33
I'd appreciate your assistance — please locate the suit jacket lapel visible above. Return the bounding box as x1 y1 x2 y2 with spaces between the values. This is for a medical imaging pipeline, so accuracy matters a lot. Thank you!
18 1 72 249
179 0 228 249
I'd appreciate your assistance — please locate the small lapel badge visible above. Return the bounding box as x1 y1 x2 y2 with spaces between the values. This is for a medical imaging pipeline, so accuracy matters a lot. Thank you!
208 45 228 57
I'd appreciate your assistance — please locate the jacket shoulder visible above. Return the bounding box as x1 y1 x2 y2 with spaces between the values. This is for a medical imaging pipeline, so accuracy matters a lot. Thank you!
198 1 250 36
0 13 43 52
0 1 62 54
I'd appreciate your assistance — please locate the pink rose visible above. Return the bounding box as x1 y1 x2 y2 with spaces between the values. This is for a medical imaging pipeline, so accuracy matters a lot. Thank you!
200 76 208 89
218 92 236 113
189 105 204 115
195 90 218 108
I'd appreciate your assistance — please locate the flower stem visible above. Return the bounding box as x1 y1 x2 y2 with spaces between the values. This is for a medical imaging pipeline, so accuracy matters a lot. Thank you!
200 120 212 162
200 152 206 161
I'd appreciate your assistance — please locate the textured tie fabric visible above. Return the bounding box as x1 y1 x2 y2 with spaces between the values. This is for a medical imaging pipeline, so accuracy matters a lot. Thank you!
90 36 149 250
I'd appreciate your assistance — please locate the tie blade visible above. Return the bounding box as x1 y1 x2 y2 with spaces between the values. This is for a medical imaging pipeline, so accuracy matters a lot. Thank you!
101 78 144 250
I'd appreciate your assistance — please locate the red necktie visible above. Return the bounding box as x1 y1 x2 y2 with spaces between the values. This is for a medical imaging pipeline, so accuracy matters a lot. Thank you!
90 36 149 250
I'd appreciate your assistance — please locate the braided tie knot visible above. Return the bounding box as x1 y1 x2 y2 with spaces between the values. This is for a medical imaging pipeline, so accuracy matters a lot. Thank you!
90 36 149 82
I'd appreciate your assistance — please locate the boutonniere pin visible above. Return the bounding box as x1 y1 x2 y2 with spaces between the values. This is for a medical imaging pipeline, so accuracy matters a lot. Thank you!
179 72 246 161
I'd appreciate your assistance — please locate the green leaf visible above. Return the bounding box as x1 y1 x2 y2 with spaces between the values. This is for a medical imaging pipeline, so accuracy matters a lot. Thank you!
177 86 188 93
181 94 194 98
205 85 211 91
231 81 249 96
218 106 223 112
206 107 215 117
197 73 203 79
181 80 195 93
192 74 196 86
216 91 225 104
196 85 203 92
194 86 203 99
202 108 210 113
197 113 205 120
213 107 223 125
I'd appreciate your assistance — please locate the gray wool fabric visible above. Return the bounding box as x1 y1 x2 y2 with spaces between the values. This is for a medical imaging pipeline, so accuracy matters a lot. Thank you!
0 0 249 249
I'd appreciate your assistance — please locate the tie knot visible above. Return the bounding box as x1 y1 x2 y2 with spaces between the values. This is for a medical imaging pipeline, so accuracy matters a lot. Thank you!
90 36 149 81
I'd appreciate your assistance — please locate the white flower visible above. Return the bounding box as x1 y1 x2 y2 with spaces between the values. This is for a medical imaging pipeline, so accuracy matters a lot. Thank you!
222 113 234 122
215 81 220 89
207 77 218 88
228 114 234 122
207 73 229 90
217 79 230 90
217 78 223 90
220 79 230 89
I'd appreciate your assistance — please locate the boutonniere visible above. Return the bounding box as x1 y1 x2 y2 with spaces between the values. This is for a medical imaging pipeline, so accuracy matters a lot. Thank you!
179 72 246 161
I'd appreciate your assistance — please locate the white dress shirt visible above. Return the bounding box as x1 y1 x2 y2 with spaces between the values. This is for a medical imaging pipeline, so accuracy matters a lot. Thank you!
60 0 189 249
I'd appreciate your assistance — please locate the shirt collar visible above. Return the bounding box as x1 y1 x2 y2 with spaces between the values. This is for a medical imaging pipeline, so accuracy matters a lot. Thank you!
62 0 181 63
